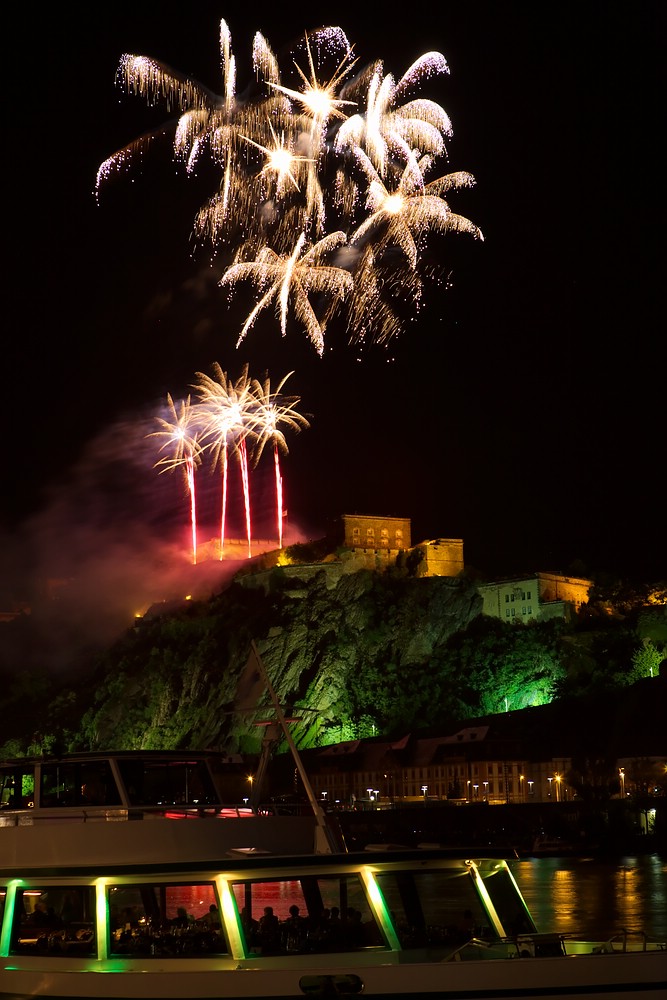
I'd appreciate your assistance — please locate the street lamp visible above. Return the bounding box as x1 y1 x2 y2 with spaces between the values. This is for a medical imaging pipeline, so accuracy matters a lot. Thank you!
483 781 489 801
619 768 626 797
547 777 553 797
421 785 428 801
520 775 525 801
554 774 561 802
527 780 534 797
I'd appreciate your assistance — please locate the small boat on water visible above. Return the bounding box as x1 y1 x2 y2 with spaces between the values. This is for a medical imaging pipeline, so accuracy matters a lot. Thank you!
1 747 665 1000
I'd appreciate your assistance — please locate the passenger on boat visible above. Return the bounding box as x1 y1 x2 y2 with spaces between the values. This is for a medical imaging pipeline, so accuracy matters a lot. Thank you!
240 907 259 944
258 906 281 954
27 902 60 929
171 907 192 928
282 905 307 952
198 904 220 928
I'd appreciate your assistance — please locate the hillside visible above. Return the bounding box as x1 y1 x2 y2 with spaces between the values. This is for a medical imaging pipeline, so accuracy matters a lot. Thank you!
0 561 664 759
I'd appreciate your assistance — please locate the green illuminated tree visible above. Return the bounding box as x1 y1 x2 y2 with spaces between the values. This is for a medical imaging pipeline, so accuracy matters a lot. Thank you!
630 639 664 680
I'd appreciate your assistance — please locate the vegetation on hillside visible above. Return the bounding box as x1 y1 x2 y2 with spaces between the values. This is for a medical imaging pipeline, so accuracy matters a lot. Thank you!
0 567 664 759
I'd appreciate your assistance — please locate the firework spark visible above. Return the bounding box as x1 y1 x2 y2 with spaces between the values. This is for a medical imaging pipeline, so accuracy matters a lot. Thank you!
193 363 257 558
151 394 203 564
220 231 354 355
336 52 452 177
249 372 310 547
351 150 482 267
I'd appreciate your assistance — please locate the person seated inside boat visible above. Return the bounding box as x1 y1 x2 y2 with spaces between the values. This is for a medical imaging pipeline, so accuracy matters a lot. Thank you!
258 906 281 954
198 904 220 929
27 901 61 929
171 907 192 928
282 905 308 952
240 907 259 945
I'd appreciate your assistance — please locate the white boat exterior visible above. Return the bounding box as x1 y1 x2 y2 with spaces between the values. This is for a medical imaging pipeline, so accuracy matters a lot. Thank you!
1 752 665 1000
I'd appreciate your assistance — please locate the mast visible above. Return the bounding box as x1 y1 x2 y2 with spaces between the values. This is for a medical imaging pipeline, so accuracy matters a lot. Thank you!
248 641 339 854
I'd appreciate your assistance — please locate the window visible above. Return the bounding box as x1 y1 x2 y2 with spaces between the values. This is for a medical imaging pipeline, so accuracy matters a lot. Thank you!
11 886 96 957
0 766 34 809
527 607 532 616
522 607 526 615
505 594 509 603
116 759 218 807
505 610 510 617
231 874 385 956
375 869 491 956
511 608 515 617
40 761 120 808
108 881 226 957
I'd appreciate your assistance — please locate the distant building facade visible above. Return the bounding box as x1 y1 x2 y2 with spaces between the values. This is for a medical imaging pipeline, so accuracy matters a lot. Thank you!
340 514 411 551
477 573 592 623
300 728 573 806
412 538 465 578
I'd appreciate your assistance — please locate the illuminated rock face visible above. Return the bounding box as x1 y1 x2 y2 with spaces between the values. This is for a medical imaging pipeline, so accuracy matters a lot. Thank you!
71 568 483 754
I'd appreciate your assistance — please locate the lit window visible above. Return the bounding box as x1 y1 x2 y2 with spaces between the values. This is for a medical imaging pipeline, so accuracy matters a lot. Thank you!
107 882 226 958
11 887 97 957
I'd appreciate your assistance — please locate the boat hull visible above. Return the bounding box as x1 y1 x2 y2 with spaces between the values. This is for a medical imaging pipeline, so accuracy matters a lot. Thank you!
1 949 665 999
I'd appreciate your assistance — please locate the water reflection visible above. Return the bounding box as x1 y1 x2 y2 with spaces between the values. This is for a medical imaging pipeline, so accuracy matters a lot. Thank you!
510 855 667 938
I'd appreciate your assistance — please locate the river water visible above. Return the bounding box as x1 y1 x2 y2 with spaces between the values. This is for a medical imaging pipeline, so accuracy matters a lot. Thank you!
508 853 667 939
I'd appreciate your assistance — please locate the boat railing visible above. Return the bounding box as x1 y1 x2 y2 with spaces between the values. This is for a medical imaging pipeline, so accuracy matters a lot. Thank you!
590 929 666 954
0 803 275 826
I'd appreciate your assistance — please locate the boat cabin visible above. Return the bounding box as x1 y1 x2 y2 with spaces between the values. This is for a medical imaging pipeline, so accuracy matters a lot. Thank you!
0 751 229 817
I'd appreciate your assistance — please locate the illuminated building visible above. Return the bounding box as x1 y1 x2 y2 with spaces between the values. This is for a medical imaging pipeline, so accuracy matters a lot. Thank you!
477 573 592 623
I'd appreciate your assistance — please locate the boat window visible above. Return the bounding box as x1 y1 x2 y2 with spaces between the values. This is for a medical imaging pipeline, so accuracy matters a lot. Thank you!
0 766 34 809
107 881 227 957
231 874 387 956
40 761 121 807
374 869 492 955
478 867 536 935
116 759 218 807
10 886 96 957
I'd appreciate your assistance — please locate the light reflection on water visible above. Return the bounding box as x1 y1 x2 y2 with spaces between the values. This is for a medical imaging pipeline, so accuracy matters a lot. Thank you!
509 854 667 938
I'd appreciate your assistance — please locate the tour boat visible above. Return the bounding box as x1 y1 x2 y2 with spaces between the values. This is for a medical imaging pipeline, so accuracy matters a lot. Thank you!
1 748 665 1000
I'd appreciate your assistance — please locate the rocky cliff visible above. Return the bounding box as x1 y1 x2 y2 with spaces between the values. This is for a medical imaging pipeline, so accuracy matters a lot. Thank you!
73 566 482 753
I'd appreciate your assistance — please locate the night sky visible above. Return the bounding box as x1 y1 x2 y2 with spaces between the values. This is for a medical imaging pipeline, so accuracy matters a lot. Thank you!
4 0 664 612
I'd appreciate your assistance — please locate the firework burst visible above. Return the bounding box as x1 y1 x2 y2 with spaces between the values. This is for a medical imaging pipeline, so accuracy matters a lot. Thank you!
100 23 481 350
249 372 310 547
193 363 257 558
220 231 354 355
150 394 203 564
